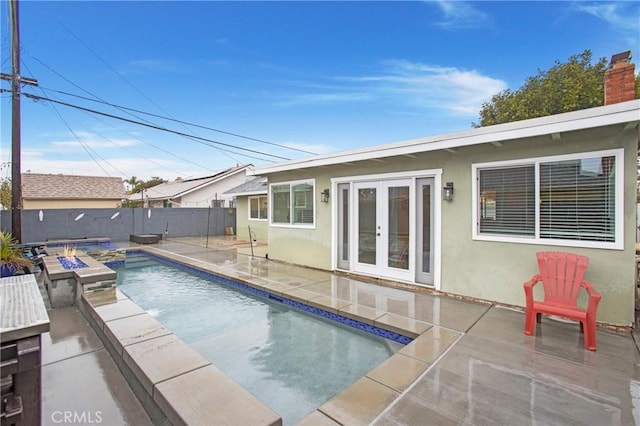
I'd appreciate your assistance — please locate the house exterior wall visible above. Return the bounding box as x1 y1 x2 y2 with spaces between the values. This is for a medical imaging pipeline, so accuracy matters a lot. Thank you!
23 199 121 210
235 197 269 243
264 125 638 326
180 173 250 207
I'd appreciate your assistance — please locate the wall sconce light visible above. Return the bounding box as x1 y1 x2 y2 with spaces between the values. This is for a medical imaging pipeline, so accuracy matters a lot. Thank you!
321 188 330 203
442 182 454 201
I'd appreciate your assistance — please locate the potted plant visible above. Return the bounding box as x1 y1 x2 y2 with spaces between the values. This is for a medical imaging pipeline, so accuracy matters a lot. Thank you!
0 231 33 277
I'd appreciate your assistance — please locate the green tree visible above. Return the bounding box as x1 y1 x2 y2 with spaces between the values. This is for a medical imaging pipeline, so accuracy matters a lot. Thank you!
130 176 165 195
0 180 11 210
125 176 140 194
473 50 635 127
122 177 167 207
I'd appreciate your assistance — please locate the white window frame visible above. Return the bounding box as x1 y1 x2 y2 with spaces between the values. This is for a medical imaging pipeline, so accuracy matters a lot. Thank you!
248 195 268 221
472 148 623 250
269 179 316 228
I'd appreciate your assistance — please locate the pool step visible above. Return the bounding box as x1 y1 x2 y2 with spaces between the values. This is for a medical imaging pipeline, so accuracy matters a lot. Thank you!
123 257 158 269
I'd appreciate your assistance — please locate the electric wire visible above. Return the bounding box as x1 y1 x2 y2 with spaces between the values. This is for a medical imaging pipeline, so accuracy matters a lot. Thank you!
31 56 242 165
20 57 217 173
20 60 127 177
43 86 319 155
2 86 280 166
23 61 214 175
59 23 245 164
21 91 291 161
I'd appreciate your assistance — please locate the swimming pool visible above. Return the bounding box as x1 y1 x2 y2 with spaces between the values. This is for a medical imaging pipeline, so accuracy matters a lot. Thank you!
115 253 406 425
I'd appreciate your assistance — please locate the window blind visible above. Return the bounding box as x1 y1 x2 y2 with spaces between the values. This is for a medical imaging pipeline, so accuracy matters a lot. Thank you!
539 156 615 242
479 165 535 236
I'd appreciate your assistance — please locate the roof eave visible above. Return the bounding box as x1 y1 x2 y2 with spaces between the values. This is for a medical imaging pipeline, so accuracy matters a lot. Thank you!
251 100 640 175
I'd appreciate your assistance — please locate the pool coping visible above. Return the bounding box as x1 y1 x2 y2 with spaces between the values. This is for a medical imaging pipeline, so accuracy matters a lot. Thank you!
81 246 462 425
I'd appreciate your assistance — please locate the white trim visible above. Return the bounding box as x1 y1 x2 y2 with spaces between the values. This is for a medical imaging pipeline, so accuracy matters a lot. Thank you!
251 101 640 175
227 190 268 197
248 195 268 221
268 178 316 229
471 148 624 250
332 168 443 184
330 169 443 289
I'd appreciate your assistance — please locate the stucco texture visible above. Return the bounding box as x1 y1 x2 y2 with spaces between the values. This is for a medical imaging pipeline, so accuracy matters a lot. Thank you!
264 125 638 326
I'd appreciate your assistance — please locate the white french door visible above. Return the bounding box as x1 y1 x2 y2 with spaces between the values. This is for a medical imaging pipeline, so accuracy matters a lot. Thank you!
353 179 413 281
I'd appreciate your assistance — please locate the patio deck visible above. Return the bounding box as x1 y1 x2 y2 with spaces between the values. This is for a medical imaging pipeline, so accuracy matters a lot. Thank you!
40 237 640 425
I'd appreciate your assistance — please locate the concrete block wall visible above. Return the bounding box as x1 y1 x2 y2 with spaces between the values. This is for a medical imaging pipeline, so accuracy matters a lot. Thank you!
1 207 236 243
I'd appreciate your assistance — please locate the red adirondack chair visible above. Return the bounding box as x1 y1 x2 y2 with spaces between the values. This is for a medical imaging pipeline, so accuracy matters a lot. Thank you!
523 251 601 351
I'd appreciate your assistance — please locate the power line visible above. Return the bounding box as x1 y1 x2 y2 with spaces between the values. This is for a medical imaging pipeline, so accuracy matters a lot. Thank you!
43 86 319 155
20 91 292 161
59 23 260 164
30 56 243 165
19 59 124 177
4 87 279 164
21 59 214 175
60 22 176 124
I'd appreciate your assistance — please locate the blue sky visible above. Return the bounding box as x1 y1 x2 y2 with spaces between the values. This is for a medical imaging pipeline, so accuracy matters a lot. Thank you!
1 1 639 181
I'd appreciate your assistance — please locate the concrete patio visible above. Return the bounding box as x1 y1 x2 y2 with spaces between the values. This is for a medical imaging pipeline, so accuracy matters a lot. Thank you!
39 237 640 425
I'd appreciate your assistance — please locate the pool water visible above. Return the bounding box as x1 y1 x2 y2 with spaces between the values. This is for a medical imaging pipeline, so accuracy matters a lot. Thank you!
115 255 403 425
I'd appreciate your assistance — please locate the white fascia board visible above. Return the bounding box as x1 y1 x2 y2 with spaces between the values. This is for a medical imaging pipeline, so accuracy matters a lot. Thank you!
252 100 640 175
174 168 247 198
225 190 268 197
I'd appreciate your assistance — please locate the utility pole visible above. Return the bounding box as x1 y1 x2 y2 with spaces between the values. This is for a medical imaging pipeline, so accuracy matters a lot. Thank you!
5 0 37 242
10 0 22 242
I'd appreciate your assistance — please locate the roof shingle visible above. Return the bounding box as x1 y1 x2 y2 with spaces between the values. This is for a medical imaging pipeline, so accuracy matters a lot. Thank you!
21 174 126 200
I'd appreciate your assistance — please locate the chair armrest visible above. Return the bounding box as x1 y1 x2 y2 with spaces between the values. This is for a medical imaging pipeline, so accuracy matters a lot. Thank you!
581 280 601 312
523 274 542 301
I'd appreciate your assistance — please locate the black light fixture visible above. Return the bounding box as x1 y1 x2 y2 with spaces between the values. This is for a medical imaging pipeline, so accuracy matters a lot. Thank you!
321 188 330 203
442 182 454 201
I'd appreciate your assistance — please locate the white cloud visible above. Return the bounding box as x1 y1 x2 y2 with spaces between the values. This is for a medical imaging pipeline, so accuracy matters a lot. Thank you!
20 154 199 181
575 3 638 31
574 2 640 48
49 132 140 151
431 1 492 30
270 59 505 117
350 60 507 116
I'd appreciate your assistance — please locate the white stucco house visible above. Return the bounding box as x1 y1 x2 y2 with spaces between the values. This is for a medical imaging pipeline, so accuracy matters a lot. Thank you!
132 164 253 208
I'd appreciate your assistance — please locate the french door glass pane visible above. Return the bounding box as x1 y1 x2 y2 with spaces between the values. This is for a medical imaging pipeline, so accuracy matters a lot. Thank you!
387 186 409 270
421 185 431 273
358 188 376 265
341 187 349 262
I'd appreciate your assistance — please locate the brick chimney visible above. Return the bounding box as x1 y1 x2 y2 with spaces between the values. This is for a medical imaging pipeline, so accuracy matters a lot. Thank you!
604 51 636 105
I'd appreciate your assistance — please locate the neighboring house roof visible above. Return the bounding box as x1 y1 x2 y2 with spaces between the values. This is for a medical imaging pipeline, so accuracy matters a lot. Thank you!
251 100 640 175
22 173 126 200
132 164 252 201
223 177 268 196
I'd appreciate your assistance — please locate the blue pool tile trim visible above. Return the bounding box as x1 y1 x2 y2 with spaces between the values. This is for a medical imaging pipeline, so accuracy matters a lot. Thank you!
48 240 119 250
105 260 125 268
121 251 413 345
